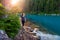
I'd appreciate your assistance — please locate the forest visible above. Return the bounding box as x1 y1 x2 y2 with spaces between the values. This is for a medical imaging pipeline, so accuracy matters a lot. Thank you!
26 0 60 14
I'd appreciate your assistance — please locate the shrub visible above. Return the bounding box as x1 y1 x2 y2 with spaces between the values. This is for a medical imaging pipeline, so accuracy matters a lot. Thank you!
5 14 21 38
0 3 21 38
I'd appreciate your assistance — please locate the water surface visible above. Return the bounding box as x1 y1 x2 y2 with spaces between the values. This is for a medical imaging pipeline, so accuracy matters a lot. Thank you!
26 14 60 35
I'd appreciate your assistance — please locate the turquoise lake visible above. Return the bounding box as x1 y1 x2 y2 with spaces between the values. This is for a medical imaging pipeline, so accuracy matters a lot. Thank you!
26 14 60 35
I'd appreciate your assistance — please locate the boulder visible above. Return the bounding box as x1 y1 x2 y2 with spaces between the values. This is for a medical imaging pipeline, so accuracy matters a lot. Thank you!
0 30 11 40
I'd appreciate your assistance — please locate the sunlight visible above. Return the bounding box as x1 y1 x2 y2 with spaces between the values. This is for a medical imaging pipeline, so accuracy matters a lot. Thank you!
9 0 26 12
3 0 26 12
11 0 20 5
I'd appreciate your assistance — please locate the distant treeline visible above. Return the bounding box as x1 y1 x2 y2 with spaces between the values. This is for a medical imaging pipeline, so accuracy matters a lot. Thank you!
26 0 60 14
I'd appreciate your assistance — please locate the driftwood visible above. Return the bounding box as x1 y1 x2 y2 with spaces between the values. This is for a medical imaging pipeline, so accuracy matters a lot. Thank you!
14 29 39 40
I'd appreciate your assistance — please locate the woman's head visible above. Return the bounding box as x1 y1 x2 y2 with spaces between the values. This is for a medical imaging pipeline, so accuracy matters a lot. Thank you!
21 13 25 17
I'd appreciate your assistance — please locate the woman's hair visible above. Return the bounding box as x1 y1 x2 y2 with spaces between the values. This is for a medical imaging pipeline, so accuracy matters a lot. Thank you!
21 13 23 16
21 13 25 17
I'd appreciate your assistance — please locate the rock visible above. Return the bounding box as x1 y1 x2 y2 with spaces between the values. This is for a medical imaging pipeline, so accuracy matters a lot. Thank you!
14 30 38 40
0 30 11 40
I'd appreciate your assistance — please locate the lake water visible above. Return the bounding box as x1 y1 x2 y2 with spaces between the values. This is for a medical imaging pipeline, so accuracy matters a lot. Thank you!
26 14 60 35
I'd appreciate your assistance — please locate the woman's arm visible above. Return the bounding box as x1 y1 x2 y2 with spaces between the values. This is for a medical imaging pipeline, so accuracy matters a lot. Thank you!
19 17 22 27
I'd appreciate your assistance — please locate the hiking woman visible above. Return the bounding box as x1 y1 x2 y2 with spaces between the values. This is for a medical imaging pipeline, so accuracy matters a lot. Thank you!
20 13 26 26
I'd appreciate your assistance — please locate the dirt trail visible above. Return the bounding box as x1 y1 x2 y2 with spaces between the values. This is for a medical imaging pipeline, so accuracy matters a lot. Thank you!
14 21 39 40
14 21 55 40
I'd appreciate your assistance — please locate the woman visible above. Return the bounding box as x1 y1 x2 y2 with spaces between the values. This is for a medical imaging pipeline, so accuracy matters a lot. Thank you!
20 13 26 27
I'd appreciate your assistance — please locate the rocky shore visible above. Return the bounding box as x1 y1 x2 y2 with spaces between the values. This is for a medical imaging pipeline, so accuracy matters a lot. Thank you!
0 30 11 40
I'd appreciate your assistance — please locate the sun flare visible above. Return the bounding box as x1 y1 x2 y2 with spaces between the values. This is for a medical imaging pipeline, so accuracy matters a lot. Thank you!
11 0 20 5
3 0 26 12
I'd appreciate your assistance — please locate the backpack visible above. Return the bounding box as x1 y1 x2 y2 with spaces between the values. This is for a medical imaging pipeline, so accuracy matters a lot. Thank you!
21 16 25 22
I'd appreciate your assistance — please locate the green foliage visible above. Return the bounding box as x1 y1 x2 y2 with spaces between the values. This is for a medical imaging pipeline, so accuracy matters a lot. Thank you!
0 14 20 38
28 0 60 14
0 3 21 38
0 3 6 18
5 14 20 38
